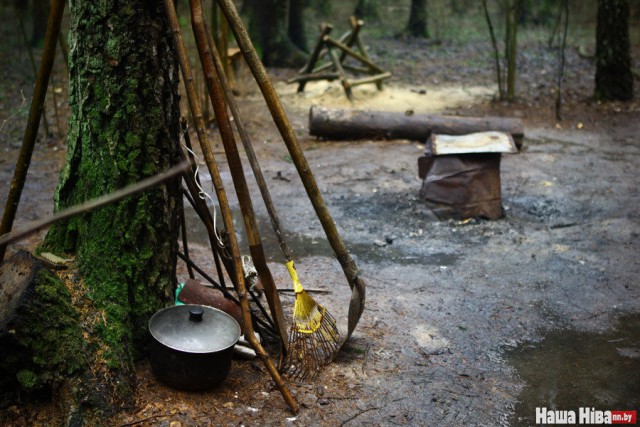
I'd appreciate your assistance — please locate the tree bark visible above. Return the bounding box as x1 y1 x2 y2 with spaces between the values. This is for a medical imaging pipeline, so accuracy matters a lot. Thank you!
41 0 181 414
505 0 521 101
0 251 87 423
595 0 633 100
407 0 430 38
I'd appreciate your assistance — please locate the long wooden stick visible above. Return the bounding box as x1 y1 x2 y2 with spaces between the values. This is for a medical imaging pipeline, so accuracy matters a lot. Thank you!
297 23 333 92
216 0 366 343
162 0 298 413
201 13 295 265
323 36 385 74
0 161 190 247
189 0 289 354
0 0 65 262
481 0 504 100
339 17 363 63
200 8 342 375
16 9 51 137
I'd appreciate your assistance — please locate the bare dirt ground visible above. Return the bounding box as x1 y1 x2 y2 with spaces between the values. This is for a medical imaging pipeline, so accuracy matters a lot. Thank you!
1 4 640 426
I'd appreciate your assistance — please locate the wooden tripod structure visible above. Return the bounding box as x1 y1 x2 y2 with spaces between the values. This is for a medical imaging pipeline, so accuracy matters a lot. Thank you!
289 16 391 100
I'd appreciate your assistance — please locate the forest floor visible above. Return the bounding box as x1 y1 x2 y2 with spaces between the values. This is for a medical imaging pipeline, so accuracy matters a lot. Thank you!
1 4 640 426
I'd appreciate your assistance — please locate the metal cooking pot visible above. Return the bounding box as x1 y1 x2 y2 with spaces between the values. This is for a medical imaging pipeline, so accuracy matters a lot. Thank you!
148 304 241 390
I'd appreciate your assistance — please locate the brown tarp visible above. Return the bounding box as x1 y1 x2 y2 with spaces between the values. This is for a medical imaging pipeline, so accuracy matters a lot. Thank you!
418 153 503 220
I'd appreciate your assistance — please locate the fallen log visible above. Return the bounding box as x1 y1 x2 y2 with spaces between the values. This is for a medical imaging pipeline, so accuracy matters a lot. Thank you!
308 106 525 149
0 251 87 413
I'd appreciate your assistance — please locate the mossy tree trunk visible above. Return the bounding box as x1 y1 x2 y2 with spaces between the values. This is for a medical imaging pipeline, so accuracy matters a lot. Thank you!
595 0 633 100
41 0 181 415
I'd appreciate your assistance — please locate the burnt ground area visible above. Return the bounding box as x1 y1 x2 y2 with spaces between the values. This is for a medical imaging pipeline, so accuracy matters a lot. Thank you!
1 4 640 426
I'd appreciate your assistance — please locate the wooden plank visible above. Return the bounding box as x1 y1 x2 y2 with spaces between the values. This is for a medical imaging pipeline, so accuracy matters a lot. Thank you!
430 131 517 155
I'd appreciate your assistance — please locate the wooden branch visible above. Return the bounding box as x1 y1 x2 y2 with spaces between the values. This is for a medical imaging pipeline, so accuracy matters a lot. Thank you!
0 0 66 261
341 64 373 75
311 61 335 74
323 35 385 73
217 0 366 346
347 72 391 88
297 23 333 92
0 162 190 247
339 17 363 63
287 72 340 84
328 46 352 99
190 0 289 353
186 0 298 413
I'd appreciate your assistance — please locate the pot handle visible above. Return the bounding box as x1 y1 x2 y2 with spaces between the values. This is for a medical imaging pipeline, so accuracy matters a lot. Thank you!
189 307 204 322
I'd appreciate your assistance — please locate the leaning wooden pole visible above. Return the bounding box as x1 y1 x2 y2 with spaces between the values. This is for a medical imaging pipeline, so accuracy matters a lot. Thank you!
162 0 298 413
216 0 366 343
0 162 190 247
199 7 341 376
189 0 289 354
0 0 65 262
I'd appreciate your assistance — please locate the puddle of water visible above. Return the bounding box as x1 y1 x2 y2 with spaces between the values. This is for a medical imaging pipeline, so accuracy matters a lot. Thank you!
348 242 459 266
182 204 458 266
182 204 334 259
508 315 640 426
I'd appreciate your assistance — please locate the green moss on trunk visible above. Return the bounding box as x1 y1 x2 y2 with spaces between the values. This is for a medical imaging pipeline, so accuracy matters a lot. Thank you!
40 0 181 410
0 257 86 398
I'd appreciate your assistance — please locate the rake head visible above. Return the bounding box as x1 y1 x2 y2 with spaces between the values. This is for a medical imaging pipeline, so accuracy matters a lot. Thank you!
280 291 340 381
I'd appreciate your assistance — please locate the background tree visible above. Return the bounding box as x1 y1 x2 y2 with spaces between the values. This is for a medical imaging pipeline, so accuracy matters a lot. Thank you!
12 0 49 46
41 0 182 415
504 0 521 101
243 0 307 67
288 0 307 52
30 0 49 46
518 0 553 26
407 0 430 38
354 0 379 20
482 0 522 101
594 0 633 100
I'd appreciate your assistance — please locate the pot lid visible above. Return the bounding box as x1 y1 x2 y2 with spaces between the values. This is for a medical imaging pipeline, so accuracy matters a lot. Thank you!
149 304 241 353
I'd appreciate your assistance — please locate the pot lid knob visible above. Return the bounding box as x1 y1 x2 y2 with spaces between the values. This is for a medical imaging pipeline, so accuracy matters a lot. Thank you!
188 306 204 322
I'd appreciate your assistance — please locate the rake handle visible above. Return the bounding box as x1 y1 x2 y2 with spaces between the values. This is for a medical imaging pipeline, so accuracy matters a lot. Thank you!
216 0 366 340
